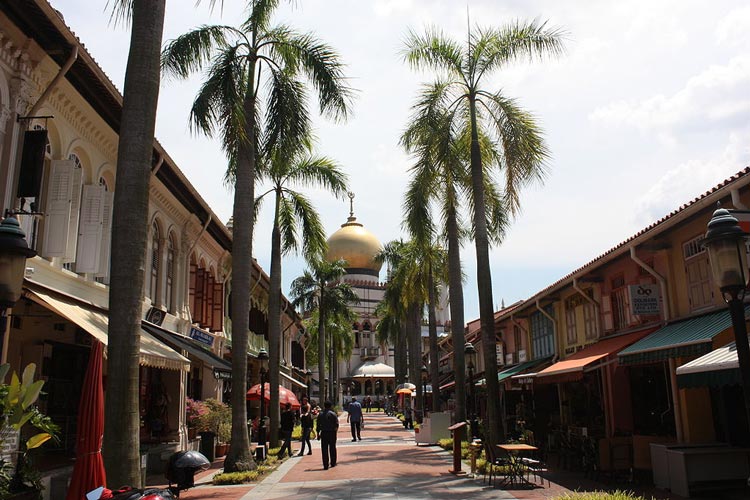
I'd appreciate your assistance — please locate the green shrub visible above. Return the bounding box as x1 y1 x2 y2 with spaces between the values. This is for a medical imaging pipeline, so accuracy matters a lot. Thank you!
437 438 452 450
553 492 653 500
291 424 302 440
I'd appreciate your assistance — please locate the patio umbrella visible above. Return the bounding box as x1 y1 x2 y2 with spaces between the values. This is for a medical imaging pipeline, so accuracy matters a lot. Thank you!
65 339 105 500
395 382 416 391
396 387 414 395
246 383 301 409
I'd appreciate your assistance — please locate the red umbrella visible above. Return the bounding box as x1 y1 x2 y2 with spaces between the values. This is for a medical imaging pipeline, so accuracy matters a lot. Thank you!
65 339 106 500
246 383 301 409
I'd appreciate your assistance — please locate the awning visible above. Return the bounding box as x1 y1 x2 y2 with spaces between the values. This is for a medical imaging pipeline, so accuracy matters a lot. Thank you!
537 330 650 384
26 286 190 371
676 337 747 389
142 321 231 377
498 358 551 383
618 307 746 366
350 361 395 378
280 370 307 389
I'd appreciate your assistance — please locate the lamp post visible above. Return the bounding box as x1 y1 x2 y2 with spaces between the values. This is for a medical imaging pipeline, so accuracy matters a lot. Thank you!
464 342 477 439
421 364 429 419
704 207 750 427
0 216 36 364
305 368 312 399
257 348 269 447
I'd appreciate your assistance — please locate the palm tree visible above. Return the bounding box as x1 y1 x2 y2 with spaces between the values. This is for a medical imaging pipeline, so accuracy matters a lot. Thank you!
376 240 432 418
290 258 359 409
403 20 565 445
375 293 407 384
401 102 509 424
104 0 166 486
161 0 352 470
255 141 348 447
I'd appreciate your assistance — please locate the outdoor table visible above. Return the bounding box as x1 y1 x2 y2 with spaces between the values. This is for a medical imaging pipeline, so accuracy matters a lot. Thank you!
497 443 539 488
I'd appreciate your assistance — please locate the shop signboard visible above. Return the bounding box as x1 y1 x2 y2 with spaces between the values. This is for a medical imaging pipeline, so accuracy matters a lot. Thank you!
189 326 214 347
1 429 19 466
629 283 660 316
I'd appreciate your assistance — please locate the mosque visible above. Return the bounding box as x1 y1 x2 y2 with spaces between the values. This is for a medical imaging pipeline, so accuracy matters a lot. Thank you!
322 194 396 403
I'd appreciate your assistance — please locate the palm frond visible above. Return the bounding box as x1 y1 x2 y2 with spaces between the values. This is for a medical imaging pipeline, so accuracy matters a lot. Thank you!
162 25 239 79
263 68 311 156
402 26 465 82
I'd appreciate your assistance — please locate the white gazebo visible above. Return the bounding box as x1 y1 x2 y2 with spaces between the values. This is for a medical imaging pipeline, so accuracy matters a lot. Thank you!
348 361 395 397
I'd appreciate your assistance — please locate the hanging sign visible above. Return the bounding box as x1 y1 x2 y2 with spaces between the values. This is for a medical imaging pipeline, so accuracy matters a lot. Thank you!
189 326 214 346
629 284 660 316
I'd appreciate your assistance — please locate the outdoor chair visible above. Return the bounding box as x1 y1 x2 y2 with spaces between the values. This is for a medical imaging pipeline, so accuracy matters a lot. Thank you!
483 441 510 487
518 432 550 487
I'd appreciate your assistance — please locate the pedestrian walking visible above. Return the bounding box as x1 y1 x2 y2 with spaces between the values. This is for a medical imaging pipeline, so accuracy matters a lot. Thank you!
316 401 339 470
279 403 296 458
403 406 413 429
347 396 363 441
298 396 314 456
364 395 372 413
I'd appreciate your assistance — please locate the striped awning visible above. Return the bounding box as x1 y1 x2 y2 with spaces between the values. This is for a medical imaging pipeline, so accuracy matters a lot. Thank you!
676 337 747 388
537 330 650 384
618 307 745 366
26 284 190 371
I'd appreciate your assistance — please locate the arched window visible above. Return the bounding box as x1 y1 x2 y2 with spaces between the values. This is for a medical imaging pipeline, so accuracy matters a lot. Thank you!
165 233 176 312
150 222 160 302
60 153 83 271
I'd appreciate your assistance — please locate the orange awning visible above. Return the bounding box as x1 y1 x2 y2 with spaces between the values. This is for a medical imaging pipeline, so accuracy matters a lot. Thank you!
536 330 652 384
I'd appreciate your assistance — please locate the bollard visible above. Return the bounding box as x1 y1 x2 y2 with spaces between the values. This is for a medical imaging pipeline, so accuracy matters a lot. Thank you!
468 440 483 478
448 421 467 475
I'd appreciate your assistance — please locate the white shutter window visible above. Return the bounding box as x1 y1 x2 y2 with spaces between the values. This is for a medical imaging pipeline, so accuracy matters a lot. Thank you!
74 185 105 273
63 165 83 263
602 294 614 331
96 190 114 279
41 160 74 258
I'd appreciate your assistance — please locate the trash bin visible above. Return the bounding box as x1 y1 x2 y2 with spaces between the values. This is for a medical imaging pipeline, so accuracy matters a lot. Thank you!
199 431 216 462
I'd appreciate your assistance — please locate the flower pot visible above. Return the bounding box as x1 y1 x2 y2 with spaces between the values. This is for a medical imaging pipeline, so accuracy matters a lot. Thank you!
215 443 229 457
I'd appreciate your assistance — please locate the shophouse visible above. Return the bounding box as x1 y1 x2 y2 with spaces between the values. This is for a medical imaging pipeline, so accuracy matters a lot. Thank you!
471 167 750 480
0 1 303 496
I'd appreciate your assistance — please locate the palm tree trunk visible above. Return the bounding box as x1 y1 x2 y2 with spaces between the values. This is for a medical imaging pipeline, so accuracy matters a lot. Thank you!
318 285 326 404
468 93 502 446
224 70 258 473
446 206 466 424
407 303 421 417
103 0 165 487
394 328 407 384
427 265 440 411
267 192 282 448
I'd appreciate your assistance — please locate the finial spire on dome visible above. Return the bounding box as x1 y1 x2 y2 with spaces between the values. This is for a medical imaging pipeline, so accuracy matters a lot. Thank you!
348 191 355 218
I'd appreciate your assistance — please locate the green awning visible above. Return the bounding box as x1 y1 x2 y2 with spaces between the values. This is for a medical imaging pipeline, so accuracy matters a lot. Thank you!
618 307 746 366
676 337 746 389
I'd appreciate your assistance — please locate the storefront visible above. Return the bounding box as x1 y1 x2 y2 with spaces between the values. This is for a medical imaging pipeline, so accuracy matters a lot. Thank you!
4 282 190 470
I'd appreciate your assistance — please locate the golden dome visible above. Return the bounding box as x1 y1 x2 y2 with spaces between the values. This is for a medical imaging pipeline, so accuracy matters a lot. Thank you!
325 215 383 274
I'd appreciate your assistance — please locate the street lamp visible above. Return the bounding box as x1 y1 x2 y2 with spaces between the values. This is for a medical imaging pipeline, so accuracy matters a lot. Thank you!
704 207 750 426
464 342 478 439
0 216 35 308
421 364 429 418
257 348 269 447
305 369 312 399
0 216 36 364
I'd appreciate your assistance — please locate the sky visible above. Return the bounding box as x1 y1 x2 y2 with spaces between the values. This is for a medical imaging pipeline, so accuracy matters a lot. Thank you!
51 0 750 322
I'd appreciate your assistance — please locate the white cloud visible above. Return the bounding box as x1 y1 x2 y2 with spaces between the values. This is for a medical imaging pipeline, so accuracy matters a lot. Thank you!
716 5 750 47
633 130 750 225
589 55 750 139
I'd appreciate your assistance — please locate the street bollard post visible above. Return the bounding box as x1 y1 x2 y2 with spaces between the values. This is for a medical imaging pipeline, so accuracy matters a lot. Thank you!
448 421 467 475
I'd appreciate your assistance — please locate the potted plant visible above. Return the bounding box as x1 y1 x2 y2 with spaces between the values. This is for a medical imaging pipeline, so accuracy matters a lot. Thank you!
0 363 58 500
185 398 206 440
197 399 230 459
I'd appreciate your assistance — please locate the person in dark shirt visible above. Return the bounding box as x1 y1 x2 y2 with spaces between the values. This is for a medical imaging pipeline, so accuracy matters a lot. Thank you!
279 403 296 458
347 396 363 441
297 396 313 456
316 401 339 469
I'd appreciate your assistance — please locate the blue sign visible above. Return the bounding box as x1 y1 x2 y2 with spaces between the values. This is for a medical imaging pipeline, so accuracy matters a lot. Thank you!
189 327 214 347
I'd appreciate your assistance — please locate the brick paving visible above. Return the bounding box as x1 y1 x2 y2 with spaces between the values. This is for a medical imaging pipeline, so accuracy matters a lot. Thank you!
146 410 748 499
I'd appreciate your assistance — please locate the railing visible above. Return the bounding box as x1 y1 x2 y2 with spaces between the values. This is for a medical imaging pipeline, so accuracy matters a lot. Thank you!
360 347 379 359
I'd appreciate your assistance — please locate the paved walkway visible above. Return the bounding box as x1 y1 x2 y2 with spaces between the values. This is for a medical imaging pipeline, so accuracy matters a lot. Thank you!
159 411 720 499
